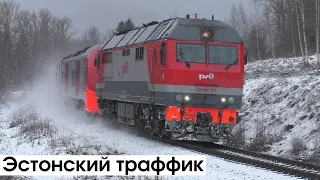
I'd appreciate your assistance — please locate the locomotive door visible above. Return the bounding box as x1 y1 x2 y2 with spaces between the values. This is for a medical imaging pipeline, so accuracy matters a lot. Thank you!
149 48 157 101
75 61 80 97
84 59 88 89
56 65 60 93
65 63 68 94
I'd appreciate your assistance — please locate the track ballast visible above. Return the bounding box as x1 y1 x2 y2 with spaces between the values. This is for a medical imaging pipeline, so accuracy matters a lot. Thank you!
138 129 320 180
83 110 320 179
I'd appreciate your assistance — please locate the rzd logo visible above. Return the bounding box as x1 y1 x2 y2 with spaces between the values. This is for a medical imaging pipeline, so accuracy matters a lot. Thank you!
199 73 214 80
122 62 128 77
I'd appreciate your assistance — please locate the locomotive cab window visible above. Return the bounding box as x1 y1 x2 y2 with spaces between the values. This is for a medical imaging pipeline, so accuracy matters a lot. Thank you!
208 45 238 65
71 70 77 86
122 49 130 56
135 47 144 61
160 42 166 65
94 57 97 66
176 43 205 63
94 56 99 67
107 52 112 64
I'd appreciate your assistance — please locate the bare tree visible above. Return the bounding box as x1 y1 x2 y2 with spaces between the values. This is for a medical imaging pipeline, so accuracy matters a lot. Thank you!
0 0 20 88
295 0 304 60
15 10 32 82
101 31 112 43
299 0 309 65
252 2 263 61
316 0 320 65
38 8 52 56
266 11 276 59
229 4 239 29
288 0 296 57
0 0 80 88
228 2 257 61
82 26 101 46
30 11 40 61
52 16 74 51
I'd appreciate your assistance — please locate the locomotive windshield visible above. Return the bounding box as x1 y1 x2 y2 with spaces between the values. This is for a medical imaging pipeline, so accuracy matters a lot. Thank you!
208 45 238 65
176 43 205 63
176 43 239 65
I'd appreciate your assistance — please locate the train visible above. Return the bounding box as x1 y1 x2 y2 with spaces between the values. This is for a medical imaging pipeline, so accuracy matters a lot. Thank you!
56 15 247 143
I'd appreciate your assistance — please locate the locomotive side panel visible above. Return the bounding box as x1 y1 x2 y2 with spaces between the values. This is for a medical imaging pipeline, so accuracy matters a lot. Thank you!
100 46 151 103
64 63 68 95
79 58 86 99
85 45 100 114
67 60 76 99
145 41 167 104
75 61 80 97
96 52 106 93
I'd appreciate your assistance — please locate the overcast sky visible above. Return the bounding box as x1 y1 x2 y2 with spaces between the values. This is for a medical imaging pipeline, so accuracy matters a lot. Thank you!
13 0 252 36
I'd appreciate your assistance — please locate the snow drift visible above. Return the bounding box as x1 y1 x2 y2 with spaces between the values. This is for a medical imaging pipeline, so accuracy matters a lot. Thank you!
235 55 320 162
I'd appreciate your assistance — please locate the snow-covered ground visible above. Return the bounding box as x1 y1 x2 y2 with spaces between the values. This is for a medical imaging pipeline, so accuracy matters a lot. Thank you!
0 64 299 179
237 55 320 161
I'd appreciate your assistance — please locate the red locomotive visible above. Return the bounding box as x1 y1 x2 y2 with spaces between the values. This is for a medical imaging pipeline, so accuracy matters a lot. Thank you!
56 16 247 143
56 45 100 115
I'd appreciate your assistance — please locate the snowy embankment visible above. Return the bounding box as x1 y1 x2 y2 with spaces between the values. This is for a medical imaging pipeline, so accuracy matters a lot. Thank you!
235 55 320 162
0 65 297 179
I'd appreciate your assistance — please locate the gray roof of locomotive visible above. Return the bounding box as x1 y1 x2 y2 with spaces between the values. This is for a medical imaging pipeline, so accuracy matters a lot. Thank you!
100 17 243 52
61 45 96 63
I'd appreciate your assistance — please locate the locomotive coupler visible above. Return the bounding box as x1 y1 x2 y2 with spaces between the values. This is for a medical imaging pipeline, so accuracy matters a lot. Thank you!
222 125 230 133
179 107 185 120
195 112 212 127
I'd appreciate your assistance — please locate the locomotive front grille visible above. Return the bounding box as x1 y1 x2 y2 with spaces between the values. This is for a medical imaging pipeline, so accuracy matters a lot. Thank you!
195 112 212 127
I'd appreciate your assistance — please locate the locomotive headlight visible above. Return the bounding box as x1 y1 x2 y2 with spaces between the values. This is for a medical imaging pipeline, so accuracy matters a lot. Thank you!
184 95 190 102
221 97 226 103
201 29 213 40
228 97 235 104
176 94 184 102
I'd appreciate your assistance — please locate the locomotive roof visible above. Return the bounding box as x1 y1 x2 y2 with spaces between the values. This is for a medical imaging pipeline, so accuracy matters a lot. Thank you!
100 17 243 51
61 45 95 61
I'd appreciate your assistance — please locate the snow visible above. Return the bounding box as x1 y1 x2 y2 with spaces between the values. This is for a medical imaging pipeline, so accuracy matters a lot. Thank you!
238 54 320 158
0 63 299 179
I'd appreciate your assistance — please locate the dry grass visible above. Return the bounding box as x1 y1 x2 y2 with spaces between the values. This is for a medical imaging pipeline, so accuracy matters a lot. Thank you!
6 105 122 156
0 131 10 153
6 105 58 146
8 106 36 128
17 117 57 144
61 175 164 180
0 176 34 180
49 135 123 156
290 137 308 159
228 123 246 148
3 106 155 180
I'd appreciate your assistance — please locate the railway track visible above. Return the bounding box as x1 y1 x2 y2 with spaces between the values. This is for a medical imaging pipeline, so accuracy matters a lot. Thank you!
141 133 320 180
88 114 320 179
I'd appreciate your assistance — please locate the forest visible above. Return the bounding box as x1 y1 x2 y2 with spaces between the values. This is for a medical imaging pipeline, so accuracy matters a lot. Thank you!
0 0 134 89
0 0 319 89
229 0 320 64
